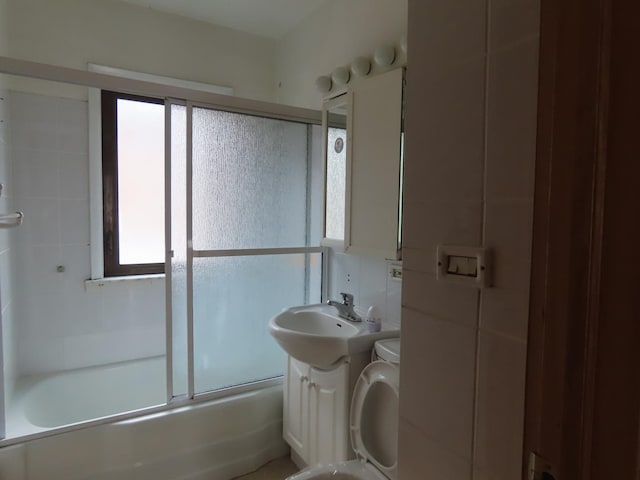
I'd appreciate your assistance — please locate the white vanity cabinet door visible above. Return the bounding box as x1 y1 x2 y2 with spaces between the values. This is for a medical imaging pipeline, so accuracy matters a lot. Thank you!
307 362 351 465
284 356 310 460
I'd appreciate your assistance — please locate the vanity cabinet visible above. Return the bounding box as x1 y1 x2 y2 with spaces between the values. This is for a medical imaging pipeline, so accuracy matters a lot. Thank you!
283 356 359 466
321 67 404 260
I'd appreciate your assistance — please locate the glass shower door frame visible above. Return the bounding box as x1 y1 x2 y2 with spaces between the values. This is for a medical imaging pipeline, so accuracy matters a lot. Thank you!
166 100 325 403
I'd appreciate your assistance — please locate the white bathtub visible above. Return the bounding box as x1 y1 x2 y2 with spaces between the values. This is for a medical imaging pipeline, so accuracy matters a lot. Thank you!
1 357 289 480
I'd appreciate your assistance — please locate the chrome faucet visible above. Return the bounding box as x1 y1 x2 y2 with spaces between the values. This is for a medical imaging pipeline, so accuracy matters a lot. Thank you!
327 292 362 322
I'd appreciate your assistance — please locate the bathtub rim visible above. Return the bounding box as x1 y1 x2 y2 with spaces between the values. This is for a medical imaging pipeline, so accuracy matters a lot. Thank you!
0 374 283 448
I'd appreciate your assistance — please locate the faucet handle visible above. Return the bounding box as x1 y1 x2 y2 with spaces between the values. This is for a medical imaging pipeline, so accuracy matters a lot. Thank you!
339 292 354 306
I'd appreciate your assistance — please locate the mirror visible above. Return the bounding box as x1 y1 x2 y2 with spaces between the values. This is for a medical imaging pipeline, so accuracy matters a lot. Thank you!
321 93 352 247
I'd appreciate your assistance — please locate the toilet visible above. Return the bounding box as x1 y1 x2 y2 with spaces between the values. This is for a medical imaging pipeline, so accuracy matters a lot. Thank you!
287 338 400 480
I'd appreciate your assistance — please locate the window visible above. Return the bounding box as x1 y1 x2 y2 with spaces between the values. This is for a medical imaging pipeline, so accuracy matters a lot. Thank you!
101 90 165 276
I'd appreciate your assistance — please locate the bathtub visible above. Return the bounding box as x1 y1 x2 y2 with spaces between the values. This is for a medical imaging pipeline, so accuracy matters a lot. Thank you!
1 357 289 480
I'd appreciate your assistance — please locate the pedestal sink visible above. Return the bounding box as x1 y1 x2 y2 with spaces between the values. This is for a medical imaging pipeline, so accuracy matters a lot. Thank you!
268 304 399 369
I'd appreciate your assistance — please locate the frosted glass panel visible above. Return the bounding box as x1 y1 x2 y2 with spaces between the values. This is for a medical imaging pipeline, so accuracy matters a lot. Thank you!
117 98 165 264
192 108 309 250
325 126 346 240
170 104 188 397
193 253 322 393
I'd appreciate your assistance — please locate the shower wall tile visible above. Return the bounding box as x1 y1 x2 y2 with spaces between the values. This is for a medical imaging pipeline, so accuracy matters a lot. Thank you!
12 148 59 198
2 303 17 404
60 198 90 245
0 88 18 409
0 248 13 312
0 89 8 145
10 91 166 377
62 325 165 370
58 152 89 199
19 337 65 374
19 197 61 246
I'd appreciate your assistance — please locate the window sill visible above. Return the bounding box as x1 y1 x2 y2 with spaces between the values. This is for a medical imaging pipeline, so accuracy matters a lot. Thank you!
85 274 165 290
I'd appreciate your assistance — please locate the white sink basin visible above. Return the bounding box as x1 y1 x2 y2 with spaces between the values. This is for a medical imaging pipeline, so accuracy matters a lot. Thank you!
269 304 399 369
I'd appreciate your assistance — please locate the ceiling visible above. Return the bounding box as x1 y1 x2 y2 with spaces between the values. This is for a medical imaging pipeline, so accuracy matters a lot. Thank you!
120 0 329 39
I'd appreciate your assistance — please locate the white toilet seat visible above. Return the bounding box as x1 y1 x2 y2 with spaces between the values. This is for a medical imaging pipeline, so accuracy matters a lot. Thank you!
349 361 399 480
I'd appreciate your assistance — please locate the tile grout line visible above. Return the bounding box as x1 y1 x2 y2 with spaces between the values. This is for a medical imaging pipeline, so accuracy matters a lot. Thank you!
471 0 493 477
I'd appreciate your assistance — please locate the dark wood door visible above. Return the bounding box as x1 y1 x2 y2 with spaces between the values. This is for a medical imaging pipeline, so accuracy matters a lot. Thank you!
524 0 640 478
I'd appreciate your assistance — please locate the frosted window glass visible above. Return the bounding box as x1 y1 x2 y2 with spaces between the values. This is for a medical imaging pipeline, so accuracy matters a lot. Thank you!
170 105 188 397
192 108 309 250
117 99 165 264
193 253 322 393
325 127 346 240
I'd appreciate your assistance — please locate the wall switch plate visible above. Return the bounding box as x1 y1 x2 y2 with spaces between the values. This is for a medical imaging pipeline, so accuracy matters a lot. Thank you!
388 262 402 281
436 245 491 288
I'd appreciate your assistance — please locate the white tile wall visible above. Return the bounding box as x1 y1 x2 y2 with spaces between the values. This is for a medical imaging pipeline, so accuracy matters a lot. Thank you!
400 309 476 459
473 331 527 480
403 56 487 204
400 0 540 478
9 92 166 376
399 419 472 480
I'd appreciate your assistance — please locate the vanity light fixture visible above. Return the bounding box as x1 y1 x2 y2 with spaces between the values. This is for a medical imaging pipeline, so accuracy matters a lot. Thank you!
350 57 371 77
315 75 333 93
331 66 351 86
374 45 396 66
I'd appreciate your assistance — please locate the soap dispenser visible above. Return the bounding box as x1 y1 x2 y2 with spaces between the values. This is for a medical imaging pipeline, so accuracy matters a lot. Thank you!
365 306 382 333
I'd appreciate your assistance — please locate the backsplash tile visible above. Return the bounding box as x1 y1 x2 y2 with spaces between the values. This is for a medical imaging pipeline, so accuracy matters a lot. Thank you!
327 249 402 328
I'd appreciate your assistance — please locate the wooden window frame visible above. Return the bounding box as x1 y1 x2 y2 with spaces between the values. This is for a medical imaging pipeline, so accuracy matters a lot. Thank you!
101 90 165 277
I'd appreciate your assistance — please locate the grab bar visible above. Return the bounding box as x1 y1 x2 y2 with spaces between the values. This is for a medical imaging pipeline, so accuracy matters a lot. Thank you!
0 211 24 229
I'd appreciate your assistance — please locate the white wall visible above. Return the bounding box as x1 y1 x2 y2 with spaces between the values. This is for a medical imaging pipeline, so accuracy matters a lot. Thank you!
275 0 408 109
6 0 278 102
399 0 540 479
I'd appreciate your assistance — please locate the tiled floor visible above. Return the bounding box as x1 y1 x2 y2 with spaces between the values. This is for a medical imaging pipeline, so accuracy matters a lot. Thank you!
233 456 299 480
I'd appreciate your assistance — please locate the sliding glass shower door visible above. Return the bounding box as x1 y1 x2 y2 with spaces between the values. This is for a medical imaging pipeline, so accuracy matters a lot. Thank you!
166 101 322 400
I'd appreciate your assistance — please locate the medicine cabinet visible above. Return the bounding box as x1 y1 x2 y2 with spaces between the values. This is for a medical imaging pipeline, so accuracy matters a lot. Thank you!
321 68 404 260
